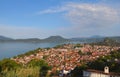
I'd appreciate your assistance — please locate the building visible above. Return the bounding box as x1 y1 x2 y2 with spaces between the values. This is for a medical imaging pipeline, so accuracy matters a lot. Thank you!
83 66 120 77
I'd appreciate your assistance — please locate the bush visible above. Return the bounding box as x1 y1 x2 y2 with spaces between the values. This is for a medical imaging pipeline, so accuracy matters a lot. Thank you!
27 59 48 67
0 59 21 71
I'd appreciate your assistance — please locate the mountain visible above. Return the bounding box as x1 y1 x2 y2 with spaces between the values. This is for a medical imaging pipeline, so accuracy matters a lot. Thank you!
15 36 69 43
42 36 69 42
0 36 13 41
0 35 69 43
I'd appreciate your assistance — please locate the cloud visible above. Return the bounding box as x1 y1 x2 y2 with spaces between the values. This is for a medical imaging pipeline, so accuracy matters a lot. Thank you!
37 6 67 14
66 3 120 28
38 2 120 29
36 2 120 37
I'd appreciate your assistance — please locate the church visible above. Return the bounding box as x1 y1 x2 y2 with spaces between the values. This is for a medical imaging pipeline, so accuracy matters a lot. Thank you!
83 66 120 77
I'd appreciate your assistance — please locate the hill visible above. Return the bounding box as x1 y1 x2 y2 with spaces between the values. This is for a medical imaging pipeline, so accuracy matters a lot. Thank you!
0 35 69 43
91 37 120 46
110 36 120 42
42 36 69 42
0 36 13 42
71 36 120 43
70 37 104 43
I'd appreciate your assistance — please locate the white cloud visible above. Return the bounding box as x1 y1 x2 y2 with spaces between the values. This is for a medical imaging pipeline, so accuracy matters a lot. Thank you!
36 2 120 37
37 6 67 14
66 3 120 27
38 2 120 29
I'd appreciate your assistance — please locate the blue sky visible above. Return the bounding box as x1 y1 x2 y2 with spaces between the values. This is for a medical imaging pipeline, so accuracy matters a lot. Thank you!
0 0 120 39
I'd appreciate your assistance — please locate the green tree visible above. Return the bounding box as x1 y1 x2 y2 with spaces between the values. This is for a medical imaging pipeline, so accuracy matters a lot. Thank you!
40 65 51 77
27 59 48 67
0 59 21 71
74 44 83 48
71 64 88 77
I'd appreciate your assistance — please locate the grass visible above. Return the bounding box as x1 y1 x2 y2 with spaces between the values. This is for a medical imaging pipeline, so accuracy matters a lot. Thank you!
0 67 40 77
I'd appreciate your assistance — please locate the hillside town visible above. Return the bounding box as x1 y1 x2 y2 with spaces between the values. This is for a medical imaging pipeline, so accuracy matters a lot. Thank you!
11 44 120 74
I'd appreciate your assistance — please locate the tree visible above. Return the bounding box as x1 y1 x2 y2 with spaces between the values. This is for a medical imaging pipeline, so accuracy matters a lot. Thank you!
27 59 48 67
0 59 21 71
71 64 88 77
78 50 83 55
40 65 50 77
27 59 51 77
74 44 83 48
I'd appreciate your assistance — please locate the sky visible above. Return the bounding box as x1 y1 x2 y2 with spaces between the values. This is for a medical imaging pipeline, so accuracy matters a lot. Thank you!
0 0 120 39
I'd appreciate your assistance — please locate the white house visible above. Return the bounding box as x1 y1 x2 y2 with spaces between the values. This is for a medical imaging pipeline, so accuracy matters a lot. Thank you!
83 66 120 77
59 69 70 77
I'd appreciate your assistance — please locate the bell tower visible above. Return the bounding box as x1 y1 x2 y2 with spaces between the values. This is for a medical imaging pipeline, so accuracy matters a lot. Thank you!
104 66 109 73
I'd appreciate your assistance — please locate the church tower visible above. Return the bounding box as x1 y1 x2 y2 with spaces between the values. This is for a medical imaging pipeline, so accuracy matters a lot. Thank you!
104 66 109 73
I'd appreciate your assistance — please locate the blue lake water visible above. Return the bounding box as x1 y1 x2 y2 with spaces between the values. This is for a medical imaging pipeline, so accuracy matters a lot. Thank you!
0 42 63 60
0 41 82 60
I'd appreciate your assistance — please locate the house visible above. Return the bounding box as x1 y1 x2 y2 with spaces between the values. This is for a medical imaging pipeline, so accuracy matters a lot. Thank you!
83 66 120 77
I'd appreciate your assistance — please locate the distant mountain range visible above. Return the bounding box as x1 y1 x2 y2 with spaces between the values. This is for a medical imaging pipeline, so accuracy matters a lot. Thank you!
0 35 120 43
0 35 69 43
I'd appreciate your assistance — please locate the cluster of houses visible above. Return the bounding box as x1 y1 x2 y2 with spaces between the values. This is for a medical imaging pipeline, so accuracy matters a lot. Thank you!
11 44 120 76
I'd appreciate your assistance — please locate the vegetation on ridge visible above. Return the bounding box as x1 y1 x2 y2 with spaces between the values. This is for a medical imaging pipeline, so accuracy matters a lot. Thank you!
0 59 50 77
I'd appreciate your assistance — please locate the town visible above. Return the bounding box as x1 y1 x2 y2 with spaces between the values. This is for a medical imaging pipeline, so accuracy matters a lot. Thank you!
11 43 120 75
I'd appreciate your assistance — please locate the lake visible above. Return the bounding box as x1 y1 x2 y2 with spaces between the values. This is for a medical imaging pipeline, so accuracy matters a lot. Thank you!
0 41 82 60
